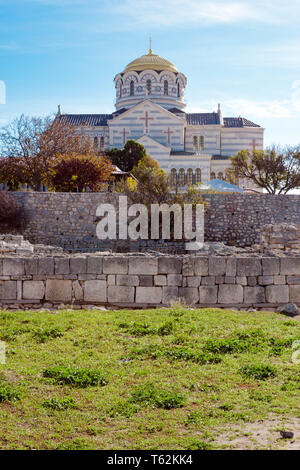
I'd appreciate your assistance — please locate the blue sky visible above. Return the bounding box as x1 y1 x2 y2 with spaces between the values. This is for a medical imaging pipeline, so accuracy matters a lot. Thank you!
0 0 300 146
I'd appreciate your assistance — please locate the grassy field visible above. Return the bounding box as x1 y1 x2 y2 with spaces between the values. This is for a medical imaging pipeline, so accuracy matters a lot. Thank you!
0 306 299 450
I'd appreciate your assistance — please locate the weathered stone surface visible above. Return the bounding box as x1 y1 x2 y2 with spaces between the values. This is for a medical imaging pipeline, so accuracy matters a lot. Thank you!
23 281 45 300
226 258 237 277
129 257 158 275
162 286 178 305
265 285 289 303
225 276 236 284
237 258 261 276
287 276 300 285
289 285 300 303
236 276 247 286
158 257 182 274
262 258 280 275
247 276 257 287
70 257 87 274
154 275 167 286
209 257 226 276
182 257 194 276
199 286 218 304
84 280 107 302
281 258 300 275
73 280 83 301
167 274 182 286
108 286 134 303
45 280 72 302
38 258 54 276
55 258 70 275
244 286 265 304
87 257 103 274
274 275 286 285
258 276 273 286
215 276 225 284
139 275 154 287
218 285 243 304
201 276 216 286
279 303 299 317
187 276 201 287
103 257 128 274
136 287 162 304
194 257 209 276
0 280 17 300
117 275 139 286
179 287 199 305
3 258 25 276
24 258 38 276
107 275 115 286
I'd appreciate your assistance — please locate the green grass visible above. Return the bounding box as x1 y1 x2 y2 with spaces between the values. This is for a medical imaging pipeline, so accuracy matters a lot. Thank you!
0 306 299 450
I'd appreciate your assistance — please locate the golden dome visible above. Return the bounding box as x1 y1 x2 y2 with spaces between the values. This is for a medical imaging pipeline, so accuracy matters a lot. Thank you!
124 51 178 73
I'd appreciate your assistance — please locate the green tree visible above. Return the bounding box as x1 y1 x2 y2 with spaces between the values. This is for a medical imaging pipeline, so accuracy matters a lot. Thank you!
106 140 146 173
229 146 300 194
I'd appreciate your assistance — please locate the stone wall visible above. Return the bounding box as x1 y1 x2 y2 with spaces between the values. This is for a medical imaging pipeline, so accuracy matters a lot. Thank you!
0 254 299 310
1 193 300 251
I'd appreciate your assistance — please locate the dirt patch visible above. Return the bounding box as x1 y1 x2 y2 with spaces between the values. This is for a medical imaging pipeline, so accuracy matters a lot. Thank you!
215 416 300 450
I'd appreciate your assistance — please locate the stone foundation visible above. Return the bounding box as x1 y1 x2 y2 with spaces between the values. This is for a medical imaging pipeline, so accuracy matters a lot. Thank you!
0 254 299 310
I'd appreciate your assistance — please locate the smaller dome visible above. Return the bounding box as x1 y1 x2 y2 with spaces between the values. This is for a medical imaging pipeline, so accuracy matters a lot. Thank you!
124 52 178 73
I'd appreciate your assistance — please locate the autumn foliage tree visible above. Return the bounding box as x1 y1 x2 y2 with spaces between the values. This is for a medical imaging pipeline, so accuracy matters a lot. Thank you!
46 153 113 192
229 146 300 194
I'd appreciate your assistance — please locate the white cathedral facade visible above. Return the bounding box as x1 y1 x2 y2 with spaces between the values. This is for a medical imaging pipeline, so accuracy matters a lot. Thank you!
60 47 264 188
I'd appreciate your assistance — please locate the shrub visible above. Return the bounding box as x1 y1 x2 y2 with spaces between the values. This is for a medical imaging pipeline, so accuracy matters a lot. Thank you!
33 327 63 343
43 366 108 388
108 400 139 418
42 396 77 410
0 383 21 402
0 191 22 226
239 364 277 380
130 383 186 409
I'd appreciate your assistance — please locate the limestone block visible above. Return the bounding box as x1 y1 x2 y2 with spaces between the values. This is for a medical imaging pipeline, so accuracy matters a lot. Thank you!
218 285 243 304
274 275 286 285
38 258 54 276
0 259 2 276
84 280 107 303
182 257 194 276
23 281 45 300
236 276 247 286
265 285 289 303
244 286 265 304
129 257 158 275
108 286 134 303
258 276 274 286
262 258 280 275
103 257 128 274
187 276 201 287
87 257 103 274
226 258 237 277
281 258 300 275
45 280 72 302
3 258 25 276
55 258 70 275
201 276 216 286
24 258 38 276
162 287 178 305
73 280 83 301
136 287 162 304
0 280 17 300
139 275 154 287
199 286 218 304
247 277 257 287
225 276 236 284
70 257 87 274
167 274 182 286
154 275 167 286
179 287 199 305
209 257 226 276
158 257 182 274
287 276 300 285
290 285 300 303
215 276 225 284
194 257 209 276
117 275 139 287
237 258 261 277
107 275 116 286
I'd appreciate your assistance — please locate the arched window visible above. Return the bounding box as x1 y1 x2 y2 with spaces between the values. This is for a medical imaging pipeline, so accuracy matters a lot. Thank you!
193 136 198 153
100 136 105 152
146 79 152 94
177 83 180 97
195 168 201 184
93 136 98 151
210 172 216 180
217 172 224 180
186 168 193 186
199 136 204 151
164 80 168 96
178 168 185 187
170 168 177 187
130 81 134 96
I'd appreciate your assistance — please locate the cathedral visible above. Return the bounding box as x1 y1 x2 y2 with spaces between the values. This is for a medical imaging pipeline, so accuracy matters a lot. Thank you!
59 46 264 188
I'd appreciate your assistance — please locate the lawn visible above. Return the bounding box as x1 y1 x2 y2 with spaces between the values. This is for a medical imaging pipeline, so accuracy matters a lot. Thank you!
0 306 299 450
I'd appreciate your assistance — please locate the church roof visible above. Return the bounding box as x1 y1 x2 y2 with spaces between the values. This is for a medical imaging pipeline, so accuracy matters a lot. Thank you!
124 52 178 73
59 114 113 127
186 113 261 127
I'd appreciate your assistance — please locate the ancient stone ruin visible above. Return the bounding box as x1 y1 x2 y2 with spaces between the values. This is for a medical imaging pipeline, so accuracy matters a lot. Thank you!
260 223 300 253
